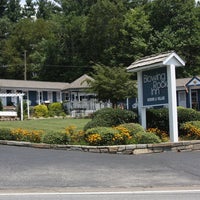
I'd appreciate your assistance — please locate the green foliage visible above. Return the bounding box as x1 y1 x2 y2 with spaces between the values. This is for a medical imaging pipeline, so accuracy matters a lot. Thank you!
147 0 200 77
84 108 138 130
120 123 145 136
147 107 200 133
87 64 137 107
119 6 151 64
85 0 126 65
177 107 200 125
41 131 70 144
33 104 49 118
147 128 169 142
146 108 169 132
134 132 161 144
0 0 200 80
6 0 22 22
48 102 65 117
179 121 200 140
85 127 118 145
10 128 43 143
0 128 13 140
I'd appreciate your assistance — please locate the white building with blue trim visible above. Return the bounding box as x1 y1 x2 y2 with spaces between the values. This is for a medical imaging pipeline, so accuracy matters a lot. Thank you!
0 73 199 113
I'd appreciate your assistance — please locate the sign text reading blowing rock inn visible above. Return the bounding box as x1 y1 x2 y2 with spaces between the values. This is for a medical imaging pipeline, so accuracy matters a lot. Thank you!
142 67 168 106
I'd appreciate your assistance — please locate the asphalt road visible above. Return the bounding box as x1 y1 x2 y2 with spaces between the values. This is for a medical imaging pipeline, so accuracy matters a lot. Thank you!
0 191 200 200
0 145 200 192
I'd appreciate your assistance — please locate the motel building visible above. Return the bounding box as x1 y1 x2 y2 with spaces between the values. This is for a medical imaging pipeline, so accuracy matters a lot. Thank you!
0 74 199 115
0 74 110 116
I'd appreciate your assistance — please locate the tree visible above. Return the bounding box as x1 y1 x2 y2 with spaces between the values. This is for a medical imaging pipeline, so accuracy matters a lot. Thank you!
0 0 7 18
147 0 200 77
2 19 56 80
36 0 58 19
6 0 22 22
87 64 136 107
54 0 98 15
85 0 127 66
118 7 152 65
22 0 36 19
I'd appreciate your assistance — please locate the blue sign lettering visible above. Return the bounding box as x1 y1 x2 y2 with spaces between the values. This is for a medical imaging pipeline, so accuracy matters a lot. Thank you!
142 67 168 106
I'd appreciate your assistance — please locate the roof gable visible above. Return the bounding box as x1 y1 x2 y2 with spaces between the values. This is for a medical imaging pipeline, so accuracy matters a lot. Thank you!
63 74 94 90
127 51 185 72
186 76 200 86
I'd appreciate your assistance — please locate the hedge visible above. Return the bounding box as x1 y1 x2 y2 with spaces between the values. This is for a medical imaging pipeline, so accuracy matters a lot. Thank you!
146 107 200 133
84 108 138 130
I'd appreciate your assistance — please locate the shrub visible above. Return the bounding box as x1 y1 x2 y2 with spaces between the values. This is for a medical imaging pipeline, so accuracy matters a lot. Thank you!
48 102 65 117
84 126 133 145
177 107 200 131
84 108 138 130
179 121 200 140
146 108 169 132
85 127 118 145
41 131 70 144
64 125 86 144
134 132 161 144
147 128 169 142
0 128 13 140
33 104 49 118
113 125 132 145
146 107 200 133
120 123 145 136
10 128 43 143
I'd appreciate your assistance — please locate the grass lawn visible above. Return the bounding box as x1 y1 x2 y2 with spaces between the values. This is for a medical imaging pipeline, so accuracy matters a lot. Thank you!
0 118 90 132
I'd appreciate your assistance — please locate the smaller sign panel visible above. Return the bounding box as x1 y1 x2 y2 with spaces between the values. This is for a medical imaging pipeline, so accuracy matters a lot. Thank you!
142 67 168 106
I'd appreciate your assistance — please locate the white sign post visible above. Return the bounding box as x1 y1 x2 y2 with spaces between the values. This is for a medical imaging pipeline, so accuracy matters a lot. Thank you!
127 51 185 142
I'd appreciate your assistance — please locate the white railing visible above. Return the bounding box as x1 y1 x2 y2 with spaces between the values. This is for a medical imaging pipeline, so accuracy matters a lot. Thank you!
0 111 17 117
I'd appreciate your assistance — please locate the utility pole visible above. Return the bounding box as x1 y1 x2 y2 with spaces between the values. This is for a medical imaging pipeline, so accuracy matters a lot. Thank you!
24 50 27 80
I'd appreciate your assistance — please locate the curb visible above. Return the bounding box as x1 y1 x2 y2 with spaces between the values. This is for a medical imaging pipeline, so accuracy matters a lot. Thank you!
1 140 200 155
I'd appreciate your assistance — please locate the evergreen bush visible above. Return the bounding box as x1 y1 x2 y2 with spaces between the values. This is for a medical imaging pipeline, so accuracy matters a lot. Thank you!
179 121 200 139
84 108 138 130
0 128 13 140
42 131 70 144
146 108 169 132
146 107 200 133
120 123 145 136
33 104 49 118
48 102 65 117
85 127 118 145
134 132 161 144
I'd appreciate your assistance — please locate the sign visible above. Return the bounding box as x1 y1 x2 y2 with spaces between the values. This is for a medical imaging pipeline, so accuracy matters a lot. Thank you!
142 67 168 106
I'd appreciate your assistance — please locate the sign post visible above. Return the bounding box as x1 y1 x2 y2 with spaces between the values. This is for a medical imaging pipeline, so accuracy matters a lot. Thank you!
127 51 185 142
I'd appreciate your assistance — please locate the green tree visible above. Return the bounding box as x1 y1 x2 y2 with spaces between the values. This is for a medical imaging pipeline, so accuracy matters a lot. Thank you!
87 64 136 107
2 19 55 80
118 6 152 65
0 0 7 18
36 0 58 19
22 0 36 19
54 0 97 15
147 0 200 77
85 0 126 66
6 0 22 22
